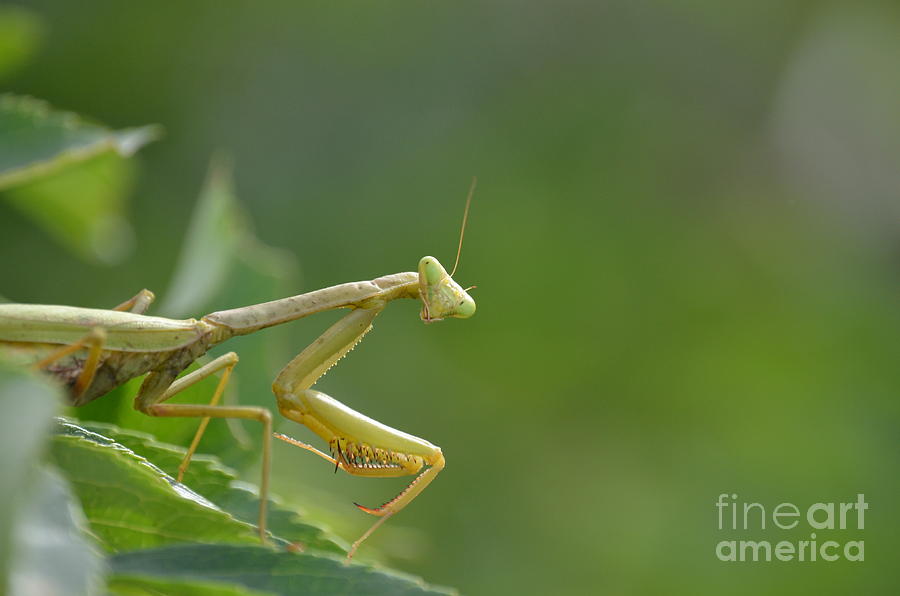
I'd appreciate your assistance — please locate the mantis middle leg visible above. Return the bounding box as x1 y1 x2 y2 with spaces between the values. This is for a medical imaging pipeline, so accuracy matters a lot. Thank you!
133 352 272 541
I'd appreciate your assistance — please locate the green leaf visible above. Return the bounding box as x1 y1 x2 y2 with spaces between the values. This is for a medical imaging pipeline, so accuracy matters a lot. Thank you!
3 151 138 264
47 421 457 594
75 420 348 555
8 466 106 596
0 95 160 190
0 95 161 263
109 544 456 596
108 574 274 596
49 419 260 552
0 6 43 81
0 362 62 591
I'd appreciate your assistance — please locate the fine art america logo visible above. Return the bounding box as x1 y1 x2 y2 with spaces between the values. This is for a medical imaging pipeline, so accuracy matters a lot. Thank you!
715 493 867 562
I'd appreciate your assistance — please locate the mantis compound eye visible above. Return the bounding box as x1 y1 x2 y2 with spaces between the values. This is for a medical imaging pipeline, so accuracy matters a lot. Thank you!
454 294 476 319
419 256 445 287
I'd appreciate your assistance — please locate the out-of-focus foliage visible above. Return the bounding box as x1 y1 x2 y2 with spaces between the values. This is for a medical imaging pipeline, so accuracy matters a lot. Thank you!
0 95 159 190
1 1 898 595
0 95 160 264
7 467 105 596
51 420 261 551
0 363 66 593
0 5 42 81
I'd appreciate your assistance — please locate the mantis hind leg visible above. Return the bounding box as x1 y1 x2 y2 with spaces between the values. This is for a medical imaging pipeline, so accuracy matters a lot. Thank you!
31 290 153 398
33 327 107 400
133 354 272 542
31 291 154 402
112 289 155 314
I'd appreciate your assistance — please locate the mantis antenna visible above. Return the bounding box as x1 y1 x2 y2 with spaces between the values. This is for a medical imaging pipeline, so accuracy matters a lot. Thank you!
450 176 477 278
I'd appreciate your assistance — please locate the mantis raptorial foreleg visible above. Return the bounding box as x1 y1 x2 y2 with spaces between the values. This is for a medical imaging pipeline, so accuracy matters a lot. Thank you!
274 306 381 393
269 304 446 559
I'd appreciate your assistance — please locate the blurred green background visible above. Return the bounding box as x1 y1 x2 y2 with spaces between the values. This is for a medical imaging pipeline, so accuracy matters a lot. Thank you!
1 1 898 594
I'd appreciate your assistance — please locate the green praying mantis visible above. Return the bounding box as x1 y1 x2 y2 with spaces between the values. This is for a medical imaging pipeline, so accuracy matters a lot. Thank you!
0 182 477 560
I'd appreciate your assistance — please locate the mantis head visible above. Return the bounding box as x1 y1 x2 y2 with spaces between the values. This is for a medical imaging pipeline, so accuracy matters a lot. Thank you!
417 256 475 322
416 177 478 323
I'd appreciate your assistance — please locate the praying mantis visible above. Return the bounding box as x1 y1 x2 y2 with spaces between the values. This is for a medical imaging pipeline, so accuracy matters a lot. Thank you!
0 183 477 560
